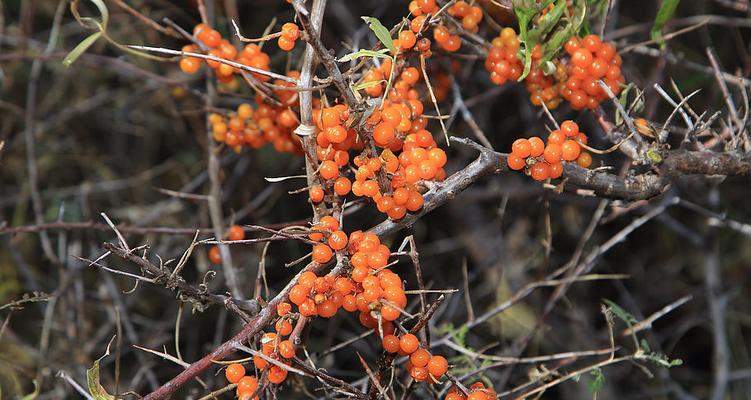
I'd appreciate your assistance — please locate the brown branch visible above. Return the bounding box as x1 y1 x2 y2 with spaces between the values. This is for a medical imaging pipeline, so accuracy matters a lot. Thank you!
370 136 751 238
102 242 258 316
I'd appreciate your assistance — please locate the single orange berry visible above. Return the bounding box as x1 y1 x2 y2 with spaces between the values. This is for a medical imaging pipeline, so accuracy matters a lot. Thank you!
383 334 401 353
328 230 348 251
312 244 333 264
561 140 581 161
511 138 531 158
225 363 246 383
400 333 419 354
507 154 525 170
530 162 551 181
560 120 579 136
228 225 245 241
309 186 324 203
208 246 221 264
235 375 258 397
278 340 295 358
427 355 448 377
267 366 288 384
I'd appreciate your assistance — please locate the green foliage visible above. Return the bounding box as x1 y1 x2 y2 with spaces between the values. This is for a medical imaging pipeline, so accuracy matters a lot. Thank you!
587 368 605 394
651 0 681 48
361 16 395 54
338 49 391 63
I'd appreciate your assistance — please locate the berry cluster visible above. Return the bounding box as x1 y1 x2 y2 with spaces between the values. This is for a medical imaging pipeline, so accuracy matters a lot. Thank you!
561 34 624 110
179 24 273 84
506 120 591 181
208 224 245 264
433 25 462 53
485 28 523 85
208 90 303 154
525 46 566 109
224 363 259 400
383 333 449 381
278 22 300 52
444 382 497 400
484 29 626 112
447 1 484 32
409 0 439 16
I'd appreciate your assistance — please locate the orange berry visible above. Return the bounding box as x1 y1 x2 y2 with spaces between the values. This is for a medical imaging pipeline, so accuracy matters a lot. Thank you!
400 333 419 354
410 348 431 367
428 355 448 377
383 334 401 353
235 375 258 397
312 244 333 263
228 225 245 241
543 144 562 164
208 246 221 264
281 22 300 40
561 120 579 136
278 340 295 358
267 366 288 384
277 302 292 316
225 363 246 383
528 137 545 157
530 162 550 181
561 140 581 161
289 284 309 305
319 160 339 180
309 186 324 203
373 122 396 147
198 28 222 48
275 319 293 336
333 177 352 196
507 154 525 170
511 138 531 158
571 48 593 68
399 30 417 50
576 151 593 168
328 230 348 251
179 57 201 74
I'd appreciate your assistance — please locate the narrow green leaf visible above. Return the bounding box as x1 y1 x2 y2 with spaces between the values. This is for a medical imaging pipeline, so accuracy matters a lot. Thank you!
87 343 115 400
353 79 386 91
63 32 102 67
337 49 391 63
651 0 680 48
603 299 638 325
361 16 395 54
540 0 586 65
513 6 536 81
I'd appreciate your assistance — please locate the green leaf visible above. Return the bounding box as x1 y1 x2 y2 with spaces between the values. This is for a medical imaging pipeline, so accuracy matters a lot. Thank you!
587 368 605 393
651 0 680 48
353 79 386 91
540 0 586 65
337 48 391 63
361 16 395 54
63 32 102 67
513 6 537 81
87 346 115 400
602 299 638 326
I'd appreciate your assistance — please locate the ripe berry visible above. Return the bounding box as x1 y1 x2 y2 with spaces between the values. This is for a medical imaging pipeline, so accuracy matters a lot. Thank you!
576 151 593 168
275 319 293 336
225 363 246 383
208 246 221 264
543 144 562 164
511 138 531 158
281 23 300 40
383 334 401 353
309 186 324 203
235 375 258 397
228 225 245 241
278 340 295 358
333 177 352 196
400 333 419 354
399 30 417 50
179 57 201 74
561 121 579 136
328 230 348 251
530 162 551 181
507 154 525 170
427 355 448 377
268 366 288 384
312 244 333 264
410 348 431 367
561 140 581 161
319 160 339 180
